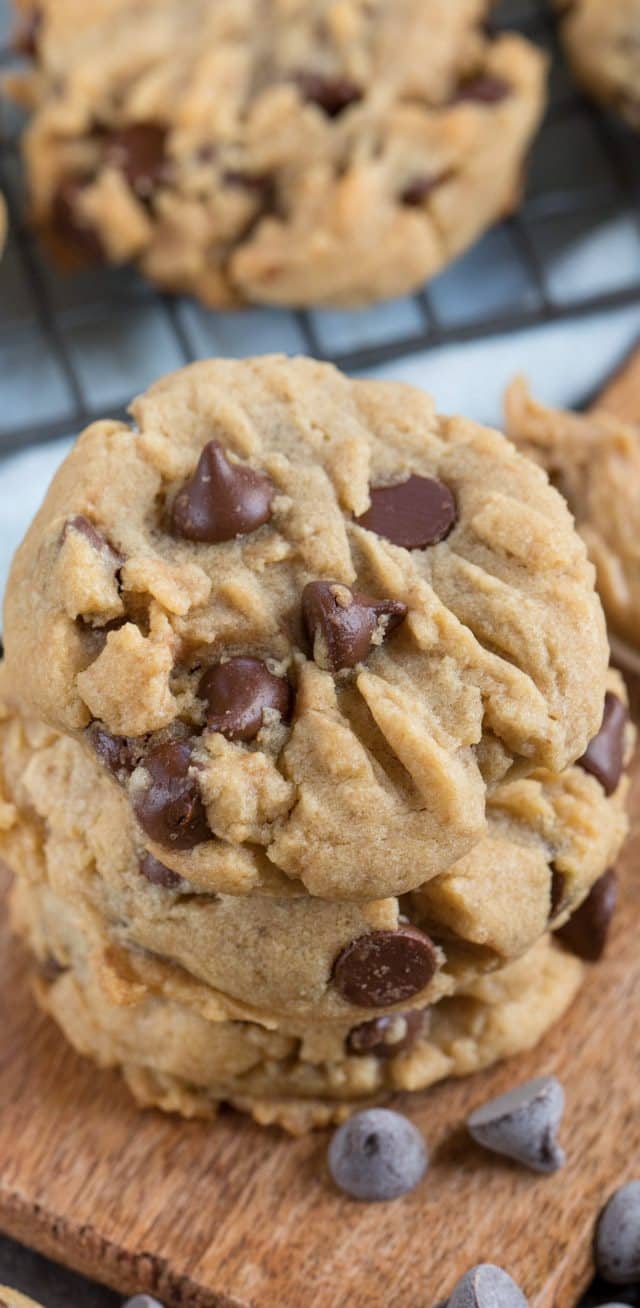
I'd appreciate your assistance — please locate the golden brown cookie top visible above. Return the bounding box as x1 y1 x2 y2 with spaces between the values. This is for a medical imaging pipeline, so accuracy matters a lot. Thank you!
4 356 608 900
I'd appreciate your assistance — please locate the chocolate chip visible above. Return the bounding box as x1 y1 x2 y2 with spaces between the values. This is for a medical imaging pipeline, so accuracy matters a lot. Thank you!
400 174 445 206
577 691 628 796
104 122 169 198
467 1075 565 1174
15 7 41 56
302 580 407 672
549 865 566 918
328 1108 428 1201
333 926 438 1008
38 956 66 984
50 178 104 262
171 441 275 543
296 71 362 116
86 723 145 782
139 852 184 889
199 656 292 742
64 514 123 567
595 1181 640 1284
453 75 511 104
449 1265 528 1308
355 475 457 550
555 868 617 962
133 741 211 850
347 1010 425 1059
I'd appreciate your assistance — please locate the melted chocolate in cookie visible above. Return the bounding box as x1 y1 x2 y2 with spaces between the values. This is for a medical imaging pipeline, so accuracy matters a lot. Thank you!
577 691 627 795
199 656 292 741
333 926 438 1007
355 475 457 549
555 868 617 962
133 740 211 849
171 441 275 543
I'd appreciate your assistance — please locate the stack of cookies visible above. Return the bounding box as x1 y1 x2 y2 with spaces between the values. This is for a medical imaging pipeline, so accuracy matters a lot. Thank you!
0 356 631 1132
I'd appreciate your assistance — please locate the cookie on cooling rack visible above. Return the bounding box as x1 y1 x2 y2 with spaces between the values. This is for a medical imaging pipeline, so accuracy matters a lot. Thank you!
554 0 640 129
11 0 545 307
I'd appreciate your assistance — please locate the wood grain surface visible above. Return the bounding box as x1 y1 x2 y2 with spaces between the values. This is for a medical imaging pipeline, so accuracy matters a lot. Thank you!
0 755 638 1308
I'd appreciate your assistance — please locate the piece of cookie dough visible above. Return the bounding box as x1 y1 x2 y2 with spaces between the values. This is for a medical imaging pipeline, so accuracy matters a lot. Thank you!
0 668 628 1026
505 377 640 654
554 0 640 129
3 357 609 902
10 0 546 307
12 876 583 1133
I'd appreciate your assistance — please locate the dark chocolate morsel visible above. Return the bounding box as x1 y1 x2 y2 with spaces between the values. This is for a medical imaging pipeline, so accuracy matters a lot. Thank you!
333 926 438 1008
347 1010 425 1058
139 851 184 889
467 1074 566 1174
302 580 407 672
133 741 211 850
296 71 362 116
50 178 104 262
400 174 445 206
199 656 292 742
577 691 628 796
453 75 511 104
355 475 457 550
555 868 617 962
86 723 145 782
64 515 123 568
104 122 169 197
171 441 275 543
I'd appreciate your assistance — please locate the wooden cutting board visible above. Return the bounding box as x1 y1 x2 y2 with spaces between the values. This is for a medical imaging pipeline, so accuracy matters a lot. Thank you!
0 758 638 1308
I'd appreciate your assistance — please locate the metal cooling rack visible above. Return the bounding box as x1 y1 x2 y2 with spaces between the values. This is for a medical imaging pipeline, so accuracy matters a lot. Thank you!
1 0 640 458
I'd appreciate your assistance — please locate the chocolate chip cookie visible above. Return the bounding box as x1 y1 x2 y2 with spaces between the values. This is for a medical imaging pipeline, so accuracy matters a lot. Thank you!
554 0 640 129
12 875 583 1133
3 357 608 901
505 377 640 655
10 0 546 306
0 668 628 1027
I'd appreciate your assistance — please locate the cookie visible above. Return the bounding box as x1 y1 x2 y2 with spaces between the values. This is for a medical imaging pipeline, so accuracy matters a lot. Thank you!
3 357 609 903
0 671 628 1025
554 0 640 129
505 377 640 654
0 1293 45 1308
13 875 583 1133
10 1 545 307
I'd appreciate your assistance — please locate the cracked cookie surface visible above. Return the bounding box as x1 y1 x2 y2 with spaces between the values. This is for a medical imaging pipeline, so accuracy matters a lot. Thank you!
12 0 545 306
12 875 584 1134
0 669 628 1027
554 0 640 129
3 357 608 901
505 378 640 653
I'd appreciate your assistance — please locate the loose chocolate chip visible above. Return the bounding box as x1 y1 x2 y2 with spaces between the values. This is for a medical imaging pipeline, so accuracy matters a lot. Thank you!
577 691 628 795
302 580 407 672
595 1181 640 1284
139 852 184 890
400 174 445 206
122 1298 165 1308
199 656 292 742
50 178 104 262
333 926 438 1008
86 723 145 782
467 1075 565 1174
328 1108 428 1201
355 475 457 550
133 741 211 850
453 75 511 104
347 1010 425 1059
296 71 362 116
555 868 617 962
449 1265 528 1308
171 441 275 543
104 122 169 198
